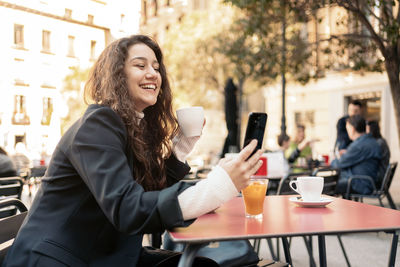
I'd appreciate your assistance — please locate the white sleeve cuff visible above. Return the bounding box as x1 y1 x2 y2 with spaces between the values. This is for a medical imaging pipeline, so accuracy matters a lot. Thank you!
172 131 199 162
178 165 239 220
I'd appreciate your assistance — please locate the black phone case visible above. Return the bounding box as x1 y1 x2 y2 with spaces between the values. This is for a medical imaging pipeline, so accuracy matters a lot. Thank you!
243 112 268 158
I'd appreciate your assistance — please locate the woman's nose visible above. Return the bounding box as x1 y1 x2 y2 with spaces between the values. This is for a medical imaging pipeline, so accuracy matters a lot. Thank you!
146 67 158 78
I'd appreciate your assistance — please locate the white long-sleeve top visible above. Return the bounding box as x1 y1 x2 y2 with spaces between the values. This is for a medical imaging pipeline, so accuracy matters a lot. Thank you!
178 165 239 220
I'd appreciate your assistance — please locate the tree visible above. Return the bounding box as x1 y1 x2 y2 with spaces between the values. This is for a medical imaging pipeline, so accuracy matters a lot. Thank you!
61 66 90 134
162 5 238 109
225 0 400 145
221 0 316 135
330 0 400 145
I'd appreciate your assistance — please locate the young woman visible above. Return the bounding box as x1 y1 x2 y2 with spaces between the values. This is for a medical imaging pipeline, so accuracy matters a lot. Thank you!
367 120 390 184
3 35 262 267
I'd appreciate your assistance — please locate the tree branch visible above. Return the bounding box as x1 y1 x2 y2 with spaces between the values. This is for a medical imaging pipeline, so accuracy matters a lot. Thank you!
363 1 386 26
333 33 389 42
335 0 387 57
319 33 388 43
380 0 395 26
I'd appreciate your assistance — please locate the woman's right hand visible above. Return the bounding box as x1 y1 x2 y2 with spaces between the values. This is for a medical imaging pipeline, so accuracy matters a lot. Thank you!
218 140 263 192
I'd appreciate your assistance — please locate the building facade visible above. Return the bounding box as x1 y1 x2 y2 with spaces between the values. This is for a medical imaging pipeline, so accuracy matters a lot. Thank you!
0 0 139 161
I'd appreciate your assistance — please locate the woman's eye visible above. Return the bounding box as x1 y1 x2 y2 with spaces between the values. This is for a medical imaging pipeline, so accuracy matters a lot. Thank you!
135 64 145 68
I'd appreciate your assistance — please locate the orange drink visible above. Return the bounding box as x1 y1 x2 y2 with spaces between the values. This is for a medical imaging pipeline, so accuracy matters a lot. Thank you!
241 179 268 218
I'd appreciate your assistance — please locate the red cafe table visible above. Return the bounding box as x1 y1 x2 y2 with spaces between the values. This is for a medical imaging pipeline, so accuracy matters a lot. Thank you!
168 195 400 267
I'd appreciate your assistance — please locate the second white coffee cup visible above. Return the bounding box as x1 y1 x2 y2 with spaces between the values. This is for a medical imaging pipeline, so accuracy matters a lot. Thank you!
176 106 204 137
289 176 324 202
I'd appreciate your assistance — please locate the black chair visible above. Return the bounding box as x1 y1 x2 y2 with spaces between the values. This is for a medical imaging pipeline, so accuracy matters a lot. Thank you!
311 167 340 196
0 198 28 264
345 162 398 209
0 177 25 218
276 171 313 195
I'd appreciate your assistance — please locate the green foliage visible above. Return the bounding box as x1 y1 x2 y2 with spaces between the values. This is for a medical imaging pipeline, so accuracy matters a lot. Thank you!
60 66 90 134
221 0 314 86
162 6 237 109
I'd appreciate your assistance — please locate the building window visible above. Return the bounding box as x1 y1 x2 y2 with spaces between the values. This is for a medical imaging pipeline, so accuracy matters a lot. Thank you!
141 0 147 24
14 24 24 48
42 30 51 52
160 0 170 6
65 8 72 18
12 95 30 125
120 14 125 32
67 35 75 57
193 0 200 9
148 0 157 17
90 40 96 60
87 14 94 24
41 97 53 126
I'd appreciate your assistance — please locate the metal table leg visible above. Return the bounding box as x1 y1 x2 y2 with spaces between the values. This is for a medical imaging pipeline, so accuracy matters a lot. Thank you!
281 237 293 266
302 236 316 267
267 238 278 261
177 243 206 267
337 235 351 267
388 231 399 267
318 235 327 267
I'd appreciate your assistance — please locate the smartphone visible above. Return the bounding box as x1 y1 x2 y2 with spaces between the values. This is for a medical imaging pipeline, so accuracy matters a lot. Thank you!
243 112 268 158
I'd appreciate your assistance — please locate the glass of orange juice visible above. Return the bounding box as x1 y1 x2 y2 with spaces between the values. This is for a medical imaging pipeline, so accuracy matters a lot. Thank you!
241 178 268 218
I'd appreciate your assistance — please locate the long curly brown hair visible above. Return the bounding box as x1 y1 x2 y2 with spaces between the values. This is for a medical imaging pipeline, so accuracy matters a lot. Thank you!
84 35 178 191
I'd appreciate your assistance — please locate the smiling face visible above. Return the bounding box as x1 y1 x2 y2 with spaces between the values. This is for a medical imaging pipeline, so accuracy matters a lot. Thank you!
124 43 161 112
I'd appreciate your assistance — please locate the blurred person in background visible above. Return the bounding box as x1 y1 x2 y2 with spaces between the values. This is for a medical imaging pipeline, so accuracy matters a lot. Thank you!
10 142 31 177
335 100 363 157
285 125 316 172
0 147 17 177
367 120 390 186
332 115 381 195
277 133 291 174
3 35 263 267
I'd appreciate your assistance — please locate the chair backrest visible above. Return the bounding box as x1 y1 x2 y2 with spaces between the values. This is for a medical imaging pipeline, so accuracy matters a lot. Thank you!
0 177 24 198
0 177 25 218
0 198 28 264
277 171 312 195
312 168 340 196
380 162 398 194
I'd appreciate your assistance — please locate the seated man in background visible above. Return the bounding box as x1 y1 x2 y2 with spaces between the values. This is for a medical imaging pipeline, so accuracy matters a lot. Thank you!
332 115 382 195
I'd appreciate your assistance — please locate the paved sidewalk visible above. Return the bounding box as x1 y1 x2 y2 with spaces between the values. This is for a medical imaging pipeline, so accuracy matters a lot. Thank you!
257 232 400 267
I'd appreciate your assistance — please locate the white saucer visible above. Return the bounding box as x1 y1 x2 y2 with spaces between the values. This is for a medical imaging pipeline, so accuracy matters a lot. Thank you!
289 196 333 208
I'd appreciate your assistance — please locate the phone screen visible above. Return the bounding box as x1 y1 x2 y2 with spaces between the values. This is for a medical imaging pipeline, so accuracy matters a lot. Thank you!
243 112 268 158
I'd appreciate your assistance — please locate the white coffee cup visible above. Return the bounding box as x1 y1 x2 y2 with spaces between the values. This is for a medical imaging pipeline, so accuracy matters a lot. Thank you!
289 176 324 202
176 107 204 137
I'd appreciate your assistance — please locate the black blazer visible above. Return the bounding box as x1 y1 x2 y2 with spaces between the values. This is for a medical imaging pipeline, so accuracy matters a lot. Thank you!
3 105 192 267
